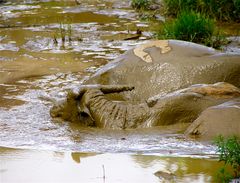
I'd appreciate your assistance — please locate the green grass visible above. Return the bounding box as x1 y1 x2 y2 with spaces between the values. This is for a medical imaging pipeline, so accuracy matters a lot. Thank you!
157 11 215 44
163 0 198 17
131 0 151 10
163 0 240 21
156 11 228 48
214 136 240 182
53 22 74 47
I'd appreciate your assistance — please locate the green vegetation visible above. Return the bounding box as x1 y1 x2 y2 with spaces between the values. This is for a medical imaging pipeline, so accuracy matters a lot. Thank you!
214 136 240 182
59 23 67 44
133 0 238 48
67 23 72 42
156 11 227 48
163 0 197 17
131 0 150 10
53 22 74 47
163 0 240 21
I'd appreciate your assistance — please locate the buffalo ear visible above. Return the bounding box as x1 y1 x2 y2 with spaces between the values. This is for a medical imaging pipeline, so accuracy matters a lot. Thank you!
78 103 95 127
78 102 92 118
77 92 95 121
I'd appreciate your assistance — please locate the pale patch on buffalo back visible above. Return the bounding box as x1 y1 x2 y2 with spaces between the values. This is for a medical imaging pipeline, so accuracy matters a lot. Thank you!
133 40 171 63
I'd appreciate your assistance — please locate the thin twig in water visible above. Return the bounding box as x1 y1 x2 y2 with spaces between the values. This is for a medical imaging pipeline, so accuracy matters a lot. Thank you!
102 164 105 182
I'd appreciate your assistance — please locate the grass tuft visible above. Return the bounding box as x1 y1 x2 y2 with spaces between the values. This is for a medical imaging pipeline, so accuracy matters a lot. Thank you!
157 11 215 44
214 135 240 182
131 0 151 10
163 0 240 21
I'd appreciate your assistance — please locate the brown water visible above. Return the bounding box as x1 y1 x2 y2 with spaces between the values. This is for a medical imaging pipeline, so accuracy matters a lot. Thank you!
0 147 227 183
0 0 234 182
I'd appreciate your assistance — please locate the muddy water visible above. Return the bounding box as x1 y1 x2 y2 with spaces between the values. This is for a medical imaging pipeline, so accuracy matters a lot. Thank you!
1 147 227 183
0 0 228 182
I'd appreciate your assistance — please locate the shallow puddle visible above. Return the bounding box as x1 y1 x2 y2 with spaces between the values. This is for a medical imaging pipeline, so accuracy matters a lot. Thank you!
0 147 226 183
0 0 150 83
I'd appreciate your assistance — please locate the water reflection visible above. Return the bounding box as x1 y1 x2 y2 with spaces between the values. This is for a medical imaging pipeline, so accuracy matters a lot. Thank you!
71 152 97 163
0 147 225 183
131 155 224 183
